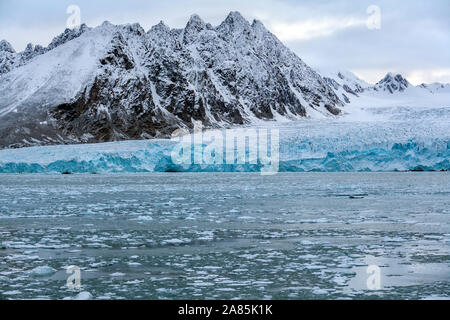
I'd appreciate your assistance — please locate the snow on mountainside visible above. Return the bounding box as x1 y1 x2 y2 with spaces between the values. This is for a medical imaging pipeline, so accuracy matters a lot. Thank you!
419 82 450 94
373 73 410 93
0 12 343 149
320 70 450 110
319 69 371 103
0 40 17 74
0 24 90 76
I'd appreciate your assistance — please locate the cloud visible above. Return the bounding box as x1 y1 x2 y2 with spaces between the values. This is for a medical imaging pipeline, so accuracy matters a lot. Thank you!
406 69 450 85
270 16 367 41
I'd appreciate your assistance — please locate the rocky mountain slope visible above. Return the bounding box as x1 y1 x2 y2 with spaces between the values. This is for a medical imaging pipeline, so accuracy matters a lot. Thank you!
0 24 90 76
419 82 450 94
320 69 371 103
0 12 343 149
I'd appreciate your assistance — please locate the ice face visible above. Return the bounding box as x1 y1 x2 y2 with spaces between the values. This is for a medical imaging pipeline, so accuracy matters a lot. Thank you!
0 106 449 173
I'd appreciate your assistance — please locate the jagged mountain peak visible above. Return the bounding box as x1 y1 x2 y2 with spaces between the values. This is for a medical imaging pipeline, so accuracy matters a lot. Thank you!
0 40 15 53
381 72 407 82
382 73 411 86
185 14 206 32
47 23 91 51
0 40 17 75
101 20 114 27
187 14 205 26
20 43 46 62
224 11 248 23
218 11 252 34
0 24 92 77
121 23 145 36
375 72 410 93
318 69 371 103
24 43 34 52
251 19 268 33
149 20 171 34
322 69 450 102
184 14 207 44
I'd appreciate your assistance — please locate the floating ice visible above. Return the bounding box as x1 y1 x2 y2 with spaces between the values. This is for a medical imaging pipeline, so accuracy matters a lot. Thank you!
0 106 449 173
28 266 56 277
74 291 93 300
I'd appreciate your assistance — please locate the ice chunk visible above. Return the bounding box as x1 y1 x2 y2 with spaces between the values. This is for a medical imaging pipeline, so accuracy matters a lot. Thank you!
28 266 56 276
74 291 93 300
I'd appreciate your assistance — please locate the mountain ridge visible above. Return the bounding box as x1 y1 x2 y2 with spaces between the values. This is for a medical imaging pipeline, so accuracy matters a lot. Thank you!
1 12 449 150
0 12 343 149
320 69 450 106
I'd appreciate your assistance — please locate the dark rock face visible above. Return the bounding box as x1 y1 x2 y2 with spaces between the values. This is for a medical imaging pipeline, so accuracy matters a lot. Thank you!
323 77 340 91
321 71 372 104
337 72 365 94
0 12 343 149
375 73 410 93
47 24 90 51
0 40 15 53
0 40 17 75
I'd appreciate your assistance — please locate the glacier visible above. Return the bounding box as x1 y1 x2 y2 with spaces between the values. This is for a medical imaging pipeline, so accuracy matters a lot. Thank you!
1 105 449 173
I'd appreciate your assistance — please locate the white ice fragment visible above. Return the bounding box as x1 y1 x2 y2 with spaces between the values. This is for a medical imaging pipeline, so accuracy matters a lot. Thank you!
74 291 93 300
29 266 56 276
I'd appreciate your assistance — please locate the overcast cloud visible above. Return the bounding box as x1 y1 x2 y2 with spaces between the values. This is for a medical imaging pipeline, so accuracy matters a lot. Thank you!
0 0 449 84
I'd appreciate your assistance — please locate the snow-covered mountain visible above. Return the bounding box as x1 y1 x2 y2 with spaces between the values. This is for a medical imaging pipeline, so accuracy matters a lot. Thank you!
320 70 417 100
419 82 450 94
0 24 90 76
373 73 410 93
320 69 371 103
0 12 343 149
320 70 450 109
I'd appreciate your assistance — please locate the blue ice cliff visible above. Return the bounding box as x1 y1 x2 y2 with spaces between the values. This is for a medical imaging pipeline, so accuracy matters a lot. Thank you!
1 107 449 173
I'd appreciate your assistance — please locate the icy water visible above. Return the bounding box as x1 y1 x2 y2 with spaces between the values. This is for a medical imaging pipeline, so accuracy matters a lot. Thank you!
0 173 449 300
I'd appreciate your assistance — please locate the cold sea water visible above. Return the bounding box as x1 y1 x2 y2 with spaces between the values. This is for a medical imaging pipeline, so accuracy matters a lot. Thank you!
0 172 449 300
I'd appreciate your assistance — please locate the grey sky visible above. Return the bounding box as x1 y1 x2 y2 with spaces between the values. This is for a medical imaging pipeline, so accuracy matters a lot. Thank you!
0 0 449 84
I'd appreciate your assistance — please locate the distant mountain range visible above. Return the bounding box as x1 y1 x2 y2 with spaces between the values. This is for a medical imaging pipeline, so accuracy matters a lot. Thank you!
321 70 450 105
0 11 449 149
